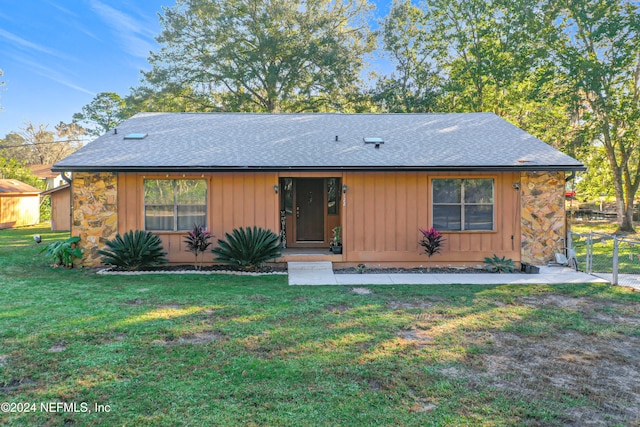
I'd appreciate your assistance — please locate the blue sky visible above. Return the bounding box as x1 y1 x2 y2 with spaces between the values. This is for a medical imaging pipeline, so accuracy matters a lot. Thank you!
0 1 171 137
0 1 392 139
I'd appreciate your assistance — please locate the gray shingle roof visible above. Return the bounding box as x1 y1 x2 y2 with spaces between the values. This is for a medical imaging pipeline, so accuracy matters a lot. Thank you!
53 112 585 172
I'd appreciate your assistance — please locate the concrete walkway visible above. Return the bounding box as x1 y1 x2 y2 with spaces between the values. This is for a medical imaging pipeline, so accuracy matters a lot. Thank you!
592 273 640 291
287 262 610 286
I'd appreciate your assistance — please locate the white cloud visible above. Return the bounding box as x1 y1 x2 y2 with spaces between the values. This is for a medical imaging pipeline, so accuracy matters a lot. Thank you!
12 55 95 96
0 29 74 61
88 0 157 59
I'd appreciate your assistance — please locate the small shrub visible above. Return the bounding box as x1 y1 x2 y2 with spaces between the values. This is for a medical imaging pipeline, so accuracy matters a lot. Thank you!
484 254 515 273
212 226 282 270
184 224 213 270
99 230 168 271
41 236 82 268
419 227 445 270
331 226 342 246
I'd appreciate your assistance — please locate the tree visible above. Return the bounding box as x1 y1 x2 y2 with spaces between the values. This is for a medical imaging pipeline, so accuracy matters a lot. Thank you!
544 0 640 232
145 0 375 113
0 157 42 188
420 0 549 114
73 92 127 136
1 122 84 165
124 84 216 115
373 0 440 112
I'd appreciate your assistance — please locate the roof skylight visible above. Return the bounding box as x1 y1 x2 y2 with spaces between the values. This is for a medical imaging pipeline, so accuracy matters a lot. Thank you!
124 133 148 140
363 137 384 144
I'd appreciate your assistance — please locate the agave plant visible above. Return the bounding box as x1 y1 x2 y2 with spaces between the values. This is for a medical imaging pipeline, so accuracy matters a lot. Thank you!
211 226 282 270
99 230 168 271
484 254 515 273
184 224 213 270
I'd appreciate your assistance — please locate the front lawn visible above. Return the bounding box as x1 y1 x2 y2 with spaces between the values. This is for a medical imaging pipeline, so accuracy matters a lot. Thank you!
1 225 639 426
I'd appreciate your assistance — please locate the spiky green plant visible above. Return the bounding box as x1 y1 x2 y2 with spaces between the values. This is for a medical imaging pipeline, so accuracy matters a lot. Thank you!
484 254 516 273
99 230 168 271
211 226 282 269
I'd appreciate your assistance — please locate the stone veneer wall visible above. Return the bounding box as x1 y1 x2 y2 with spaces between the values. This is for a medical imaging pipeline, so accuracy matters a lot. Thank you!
520 172 566 265
72 172 118 267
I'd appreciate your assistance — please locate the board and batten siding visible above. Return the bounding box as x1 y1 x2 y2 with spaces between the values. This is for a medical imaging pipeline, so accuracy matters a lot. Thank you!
117 171 520 266
117 172 279 264
343 171 521 266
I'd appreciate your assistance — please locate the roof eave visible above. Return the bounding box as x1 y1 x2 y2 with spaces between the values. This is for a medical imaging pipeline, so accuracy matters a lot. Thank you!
52 164 587 173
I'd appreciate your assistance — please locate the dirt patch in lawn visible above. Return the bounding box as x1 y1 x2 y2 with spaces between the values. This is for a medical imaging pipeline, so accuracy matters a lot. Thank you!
325 303 350 313
0 377 35 393
460 294 640 426
153 331 224 346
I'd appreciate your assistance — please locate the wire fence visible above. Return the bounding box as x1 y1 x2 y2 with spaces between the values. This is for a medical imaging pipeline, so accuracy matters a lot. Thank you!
568 231 640 287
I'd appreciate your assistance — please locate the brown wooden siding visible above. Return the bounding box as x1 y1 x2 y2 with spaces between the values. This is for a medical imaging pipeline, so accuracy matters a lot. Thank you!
343 171 521 266
118 172 279 264
0 194 40 229
116 170 520 266
50 187 70 231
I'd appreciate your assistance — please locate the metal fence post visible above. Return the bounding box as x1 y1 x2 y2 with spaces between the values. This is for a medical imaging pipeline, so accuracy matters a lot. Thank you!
587 232 592 274
612 236 619 285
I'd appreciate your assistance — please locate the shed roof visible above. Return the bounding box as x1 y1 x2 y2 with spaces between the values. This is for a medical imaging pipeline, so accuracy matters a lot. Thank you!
53 112 585 172
0 179 42 195
41 184 70 196
28 164 57 179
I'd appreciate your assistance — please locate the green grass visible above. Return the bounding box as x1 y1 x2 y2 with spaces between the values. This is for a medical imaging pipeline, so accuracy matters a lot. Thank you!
570 220 640 273
1 225 639 426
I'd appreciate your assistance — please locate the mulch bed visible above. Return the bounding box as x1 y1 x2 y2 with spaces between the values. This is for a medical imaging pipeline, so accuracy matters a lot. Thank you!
98 264 288 274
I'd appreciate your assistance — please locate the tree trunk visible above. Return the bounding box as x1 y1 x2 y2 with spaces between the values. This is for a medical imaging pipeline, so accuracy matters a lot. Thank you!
618 195 636 233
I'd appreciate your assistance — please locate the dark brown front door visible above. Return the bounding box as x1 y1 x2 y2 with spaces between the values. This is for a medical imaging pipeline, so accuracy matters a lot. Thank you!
296 179 324 241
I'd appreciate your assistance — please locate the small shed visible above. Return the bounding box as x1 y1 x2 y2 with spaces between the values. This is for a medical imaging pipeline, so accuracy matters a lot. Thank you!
0 179 41 229
41 184 71 231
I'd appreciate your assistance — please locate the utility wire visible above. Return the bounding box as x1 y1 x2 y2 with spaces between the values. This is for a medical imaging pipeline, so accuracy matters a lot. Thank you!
0 139 86 149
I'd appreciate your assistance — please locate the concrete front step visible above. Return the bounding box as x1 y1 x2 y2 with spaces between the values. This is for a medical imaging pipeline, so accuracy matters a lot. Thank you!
287 261 337 285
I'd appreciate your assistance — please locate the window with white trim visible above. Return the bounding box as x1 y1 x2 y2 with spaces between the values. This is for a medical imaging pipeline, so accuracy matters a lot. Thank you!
432 178 494 231
144 179 207 231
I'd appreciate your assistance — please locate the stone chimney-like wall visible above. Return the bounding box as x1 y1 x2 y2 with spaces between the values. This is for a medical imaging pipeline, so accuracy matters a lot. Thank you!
71 172 118 267
520 172 566 265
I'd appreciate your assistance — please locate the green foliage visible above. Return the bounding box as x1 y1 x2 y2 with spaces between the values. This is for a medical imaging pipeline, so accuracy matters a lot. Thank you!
184 224 213 269
212 226 282 269
0 157 43 188
543 0 640 231
99 230 168 271
484 254 516 273
331 226 341 246
146 0 375 113
374 0 440 112
41 236 82 268
73 92 128 136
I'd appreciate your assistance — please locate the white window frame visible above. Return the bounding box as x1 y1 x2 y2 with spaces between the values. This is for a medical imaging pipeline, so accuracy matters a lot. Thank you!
144 179 207 232
432 178 495 231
